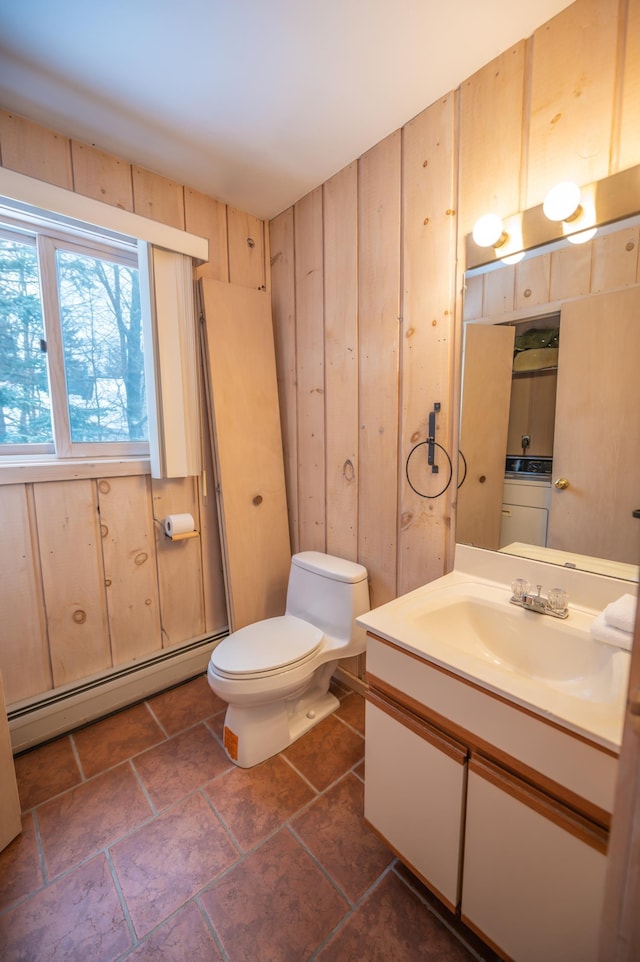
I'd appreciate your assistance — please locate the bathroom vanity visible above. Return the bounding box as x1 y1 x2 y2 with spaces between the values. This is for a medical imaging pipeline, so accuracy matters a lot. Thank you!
358 545 633 962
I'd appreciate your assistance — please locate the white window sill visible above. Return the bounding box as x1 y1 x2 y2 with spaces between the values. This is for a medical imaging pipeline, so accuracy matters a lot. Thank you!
0 457 151 484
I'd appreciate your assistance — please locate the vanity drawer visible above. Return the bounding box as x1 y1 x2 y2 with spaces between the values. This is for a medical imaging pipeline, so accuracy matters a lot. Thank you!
366 632 617 820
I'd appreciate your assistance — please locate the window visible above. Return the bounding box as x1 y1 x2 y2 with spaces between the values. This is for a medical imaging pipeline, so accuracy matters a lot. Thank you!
0 210 148 459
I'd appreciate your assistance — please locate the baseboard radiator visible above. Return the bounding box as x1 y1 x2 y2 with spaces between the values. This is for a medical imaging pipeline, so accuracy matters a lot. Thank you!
9 631 227 755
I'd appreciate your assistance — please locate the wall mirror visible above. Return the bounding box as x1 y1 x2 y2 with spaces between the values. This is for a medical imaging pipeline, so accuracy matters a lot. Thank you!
457 208 640 583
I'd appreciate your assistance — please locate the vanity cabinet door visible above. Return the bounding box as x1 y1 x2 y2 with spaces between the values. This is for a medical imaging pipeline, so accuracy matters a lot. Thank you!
364 694 467 911
461 755 607 962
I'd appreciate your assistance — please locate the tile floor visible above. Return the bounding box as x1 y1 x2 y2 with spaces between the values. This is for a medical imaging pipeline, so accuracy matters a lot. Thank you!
0 674 498 962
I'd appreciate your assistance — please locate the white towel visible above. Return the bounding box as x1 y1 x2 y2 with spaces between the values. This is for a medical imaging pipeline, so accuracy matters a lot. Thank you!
604 593 637 634
590 611 633 651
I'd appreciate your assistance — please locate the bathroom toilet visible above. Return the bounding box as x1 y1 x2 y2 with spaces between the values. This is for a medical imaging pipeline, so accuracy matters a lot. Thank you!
207 551 370 767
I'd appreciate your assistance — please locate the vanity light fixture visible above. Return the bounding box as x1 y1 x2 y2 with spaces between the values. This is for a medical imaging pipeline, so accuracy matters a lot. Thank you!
542 181 582 223
472 213 508 249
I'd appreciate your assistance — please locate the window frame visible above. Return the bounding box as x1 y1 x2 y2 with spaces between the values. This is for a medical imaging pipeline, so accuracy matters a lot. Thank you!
0 209 149 463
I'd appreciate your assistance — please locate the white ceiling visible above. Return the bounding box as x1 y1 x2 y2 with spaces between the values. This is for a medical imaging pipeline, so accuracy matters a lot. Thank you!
0 0 573 220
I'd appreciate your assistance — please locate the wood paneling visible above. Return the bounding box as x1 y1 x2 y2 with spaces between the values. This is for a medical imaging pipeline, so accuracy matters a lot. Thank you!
0 110 73 188
0 485 50 703
227 207 266 289
526 0 619 208
132 166 186 228
33 480 111 687
185 188 229 283
358 132 402 607
458 42 527 234
399 97 457 594
618 0 640 171
294 187 326 552
97 475 162 664
151 477 205 644
70 141 134 211
0 108 269 714
269 208 299 552
323 162 359 562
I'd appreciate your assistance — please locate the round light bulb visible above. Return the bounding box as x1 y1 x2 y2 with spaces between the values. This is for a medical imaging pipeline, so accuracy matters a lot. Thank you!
543 181 581 222
472 213 506 248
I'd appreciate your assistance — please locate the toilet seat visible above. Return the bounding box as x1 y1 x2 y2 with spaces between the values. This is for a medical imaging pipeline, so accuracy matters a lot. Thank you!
210 615 323 679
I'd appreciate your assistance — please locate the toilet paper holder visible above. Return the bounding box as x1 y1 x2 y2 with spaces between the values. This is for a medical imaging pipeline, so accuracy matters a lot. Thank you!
161 513 200 541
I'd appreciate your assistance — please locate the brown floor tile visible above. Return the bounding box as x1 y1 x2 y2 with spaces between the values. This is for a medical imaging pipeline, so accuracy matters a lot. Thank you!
292 773 393 902
133 724 232 810
111 791 237 938
0 814 43 910
0 853 131 962
283 714 364 791
73 702 165 778
354 758 365 780
335 691 365 734
148 674 227 735
317 870 477 961
200 827 349 962
124 902 223 961
205 754 316 851
38 762 152 878
14 736 81 811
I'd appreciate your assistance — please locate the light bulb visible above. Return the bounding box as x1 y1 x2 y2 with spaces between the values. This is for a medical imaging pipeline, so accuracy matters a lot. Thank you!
543 181 582 222
472 213 507 248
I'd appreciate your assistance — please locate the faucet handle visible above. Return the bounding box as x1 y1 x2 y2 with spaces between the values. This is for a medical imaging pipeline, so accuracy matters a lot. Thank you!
511 578 529 601
548 587 569 613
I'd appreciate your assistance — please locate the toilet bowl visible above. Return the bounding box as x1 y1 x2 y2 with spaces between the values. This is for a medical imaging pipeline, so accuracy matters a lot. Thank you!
207 551 370 767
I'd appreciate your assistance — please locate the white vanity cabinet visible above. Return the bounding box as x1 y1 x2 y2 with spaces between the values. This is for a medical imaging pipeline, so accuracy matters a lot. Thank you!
462 755 607 962
365 693 466 910
364 633 615 962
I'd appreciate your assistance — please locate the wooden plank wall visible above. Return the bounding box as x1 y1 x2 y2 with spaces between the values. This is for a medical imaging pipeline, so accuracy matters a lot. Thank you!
0 110 269 707
269 0 640 626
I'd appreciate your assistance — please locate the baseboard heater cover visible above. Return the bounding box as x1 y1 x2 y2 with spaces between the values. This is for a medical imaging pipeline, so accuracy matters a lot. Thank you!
9 631 227 754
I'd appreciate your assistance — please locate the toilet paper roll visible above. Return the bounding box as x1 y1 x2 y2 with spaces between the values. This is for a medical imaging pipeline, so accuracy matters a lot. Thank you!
163 513 195 538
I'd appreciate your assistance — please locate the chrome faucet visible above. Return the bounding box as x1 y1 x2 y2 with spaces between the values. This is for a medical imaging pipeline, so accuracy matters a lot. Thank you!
510 581 569 619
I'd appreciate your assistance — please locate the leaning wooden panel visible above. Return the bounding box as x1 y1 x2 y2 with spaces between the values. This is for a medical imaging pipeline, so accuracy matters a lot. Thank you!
33 479 111 687
458 42 526 236
399 97 457 595
269 208 300 552
198 401 229 635
324 162 359 562
227 207 266 290
70 141 134 211
97 475 162 665
358 131 401 607
151 476 205 645
0 109 73 188
201 278 291 631
132 166 186 229
185 188 229 283
0 484 50 704
294 186 326 552
526 0 618 208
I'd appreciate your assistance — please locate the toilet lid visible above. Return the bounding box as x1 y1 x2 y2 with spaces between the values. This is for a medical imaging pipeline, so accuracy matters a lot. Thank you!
211 615 323 677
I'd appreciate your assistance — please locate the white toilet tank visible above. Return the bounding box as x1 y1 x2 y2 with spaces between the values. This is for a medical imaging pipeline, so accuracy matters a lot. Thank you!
285 551 370 648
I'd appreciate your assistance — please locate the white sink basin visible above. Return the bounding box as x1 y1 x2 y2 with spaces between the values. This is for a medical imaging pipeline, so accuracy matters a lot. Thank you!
369 580 629 706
